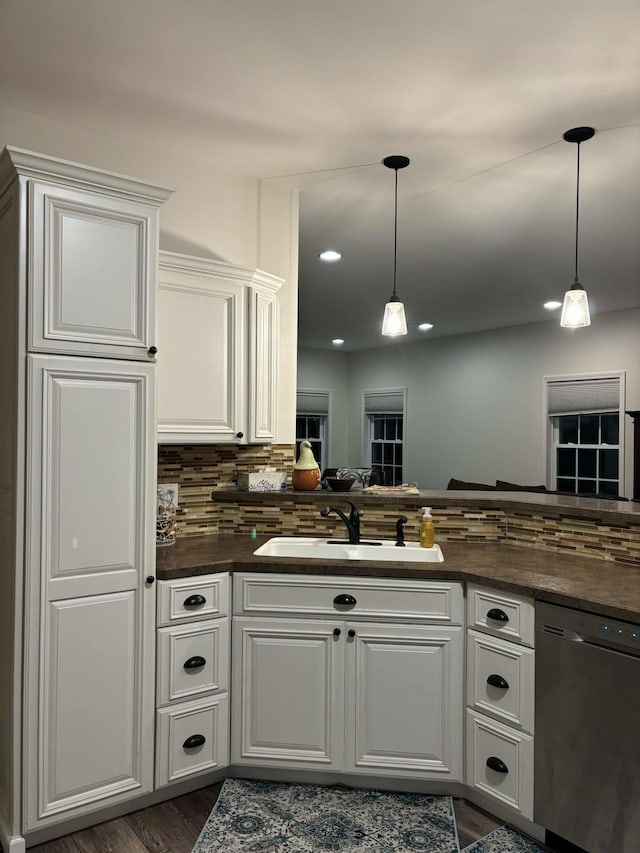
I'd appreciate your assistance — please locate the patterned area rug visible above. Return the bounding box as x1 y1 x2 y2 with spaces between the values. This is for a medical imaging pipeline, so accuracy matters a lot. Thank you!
192 778 461 852
462 825 550 852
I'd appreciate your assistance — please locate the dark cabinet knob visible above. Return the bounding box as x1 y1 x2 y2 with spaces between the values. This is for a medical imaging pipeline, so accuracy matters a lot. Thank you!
184 594 206 608
145 576 155 585
333 627 341 637
486 756 509 774
487 673 509 690
184 656 206 670
183 734 206 750
347 629 356 638
333 593 356 607
487 608 509 623
147 346 158 356
236 431 244 439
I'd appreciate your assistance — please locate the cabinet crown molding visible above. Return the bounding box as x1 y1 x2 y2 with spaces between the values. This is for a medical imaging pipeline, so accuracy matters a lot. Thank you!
159 250 284 293
0 146 174 205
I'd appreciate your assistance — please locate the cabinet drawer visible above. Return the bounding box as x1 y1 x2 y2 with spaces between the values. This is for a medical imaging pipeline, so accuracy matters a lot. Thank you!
233 573 464 624
465 709 534 819
158 573 229 626
467 585 534 646
157 619 229 706
155 694 229 788
467 630 534 733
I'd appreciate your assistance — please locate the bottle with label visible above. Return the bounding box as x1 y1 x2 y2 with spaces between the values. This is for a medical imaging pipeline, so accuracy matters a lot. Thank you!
419 506 435 548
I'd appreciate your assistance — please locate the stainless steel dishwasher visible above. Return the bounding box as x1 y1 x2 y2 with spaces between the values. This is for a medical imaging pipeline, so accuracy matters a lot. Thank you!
535 601 640 853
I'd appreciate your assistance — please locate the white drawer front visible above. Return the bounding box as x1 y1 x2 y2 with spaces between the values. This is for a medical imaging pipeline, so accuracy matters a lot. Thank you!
467 585 534 646
158 573 229 626
157 619 229 706
467 630 534 733
233 573 464 624
466 709 534 819
155 694 229 788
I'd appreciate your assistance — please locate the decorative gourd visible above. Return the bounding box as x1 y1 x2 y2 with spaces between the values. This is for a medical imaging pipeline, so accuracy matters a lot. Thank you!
292 440 320 490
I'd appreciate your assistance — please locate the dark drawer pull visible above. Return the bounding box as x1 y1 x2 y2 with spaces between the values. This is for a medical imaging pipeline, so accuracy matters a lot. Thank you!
183 734 206 750
184 656 206 670
333 593 356 607
486 756 508 774
487 608 509 623
348 629 356 638
487 674 509 690
333 627 341 637
184 594 206 608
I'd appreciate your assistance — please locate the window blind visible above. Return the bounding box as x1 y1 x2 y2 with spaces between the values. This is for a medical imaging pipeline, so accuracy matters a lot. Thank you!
364 391 405 414
547 377 621 415
296 391 329 415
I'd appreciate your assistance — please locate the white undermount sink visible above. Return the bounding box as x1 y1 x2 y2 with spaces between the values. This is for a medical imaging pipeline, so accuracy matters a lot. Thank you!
253 537 444 562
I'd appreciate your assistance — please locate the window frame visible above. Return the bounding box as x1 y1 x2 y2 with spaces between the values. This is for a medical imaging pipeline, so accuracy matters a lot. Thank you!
544 372 626 496
296 389 331 472
361 387 407 486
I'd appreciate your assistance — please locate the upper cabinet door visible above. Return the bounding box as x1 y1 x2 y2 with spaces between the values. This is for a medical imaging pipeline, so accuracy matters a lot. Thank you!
157 253 283 444
28 180 159 360
157 262 247 443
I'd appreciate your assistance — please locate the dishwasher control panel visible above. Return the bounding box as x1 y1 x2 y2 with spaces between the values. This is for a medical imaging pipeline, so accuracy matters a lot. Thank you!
536 601 640 655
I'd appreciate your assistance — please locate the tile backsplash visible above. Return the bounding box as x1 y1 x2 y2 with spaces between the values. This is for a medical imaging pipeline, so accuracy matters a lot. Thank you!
157 444 640 566
157 444 295 537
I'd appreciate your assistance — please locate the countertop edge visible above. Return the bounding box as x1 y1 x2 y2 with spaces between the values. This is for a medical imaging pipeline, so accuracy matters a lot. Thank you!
156 536 640 623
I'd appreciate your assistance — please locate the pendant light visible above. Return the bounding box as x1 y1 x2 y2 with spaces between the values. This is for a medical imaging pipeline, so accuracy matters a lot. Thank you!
560 126 595 328
381 155 410 336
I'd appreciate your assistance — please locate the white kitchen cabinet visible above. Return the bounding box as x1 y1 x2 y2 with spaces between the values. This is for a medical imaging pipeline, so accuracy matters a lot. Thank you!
232 573 464 781
157 251 282 444
232 617 345 770
465 585 535 820
28 178 163 361
347 622 463 778
23 355 157 829
0 147 171 850
155 574 230 789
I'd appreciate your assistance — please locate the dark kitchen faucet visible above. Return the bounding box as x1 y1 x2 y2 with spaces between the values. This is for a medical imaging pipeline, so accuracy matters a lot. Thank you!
320 502 361 544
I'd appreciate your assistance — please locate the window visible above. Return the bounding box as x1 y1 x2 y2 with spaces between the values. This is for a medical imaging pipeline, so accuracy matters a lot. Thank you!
546 374 625 497
363 389 406 486
553 412 620 496
296 391 329 471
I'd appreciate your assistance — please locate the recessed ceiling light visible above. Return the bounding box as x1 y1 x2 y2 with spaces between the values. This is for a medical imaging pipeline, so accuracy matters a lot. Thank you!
319 250 342 262
332 338 345 345
544 301 562 310
418 323 434 331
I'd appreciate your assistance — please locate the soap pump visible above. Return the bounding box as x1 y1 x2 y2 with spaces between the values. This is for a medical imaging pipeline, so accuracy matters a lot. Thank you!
419 507 435 548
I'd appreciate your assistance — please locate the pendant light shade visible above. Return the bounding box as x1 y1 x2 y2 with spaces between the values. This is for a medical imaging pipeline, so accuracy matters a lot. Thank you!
560 126 595 328
381 155 410 337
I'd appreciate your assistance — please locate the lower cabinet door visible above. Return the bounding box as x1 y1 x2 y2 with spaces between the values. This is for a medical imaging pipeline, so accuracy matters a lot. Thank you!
466 709 534 819
156 694 229 788
232 618 344 770
345 623 464 779
26 591 154 828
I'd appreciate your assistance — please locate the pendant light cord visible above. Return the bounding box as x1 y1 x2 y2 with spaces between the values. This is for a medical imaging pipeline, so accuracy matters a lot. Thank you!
393 167 398 296
574 142 581 283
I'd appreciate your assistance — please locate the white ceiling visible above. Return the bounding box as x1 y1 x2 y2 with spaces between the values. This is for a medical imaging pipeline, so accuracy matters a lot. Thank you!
1 0 639 350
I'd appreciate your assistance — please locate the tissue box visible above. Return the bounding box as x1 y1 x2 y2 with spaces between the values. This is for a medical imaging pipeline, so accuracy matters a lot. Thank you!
238 471 287 492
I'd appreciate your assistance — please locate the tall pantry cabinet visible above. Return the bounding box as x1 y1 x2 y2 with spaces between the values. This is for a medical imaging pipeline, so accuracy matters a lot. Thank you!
0 147 172 850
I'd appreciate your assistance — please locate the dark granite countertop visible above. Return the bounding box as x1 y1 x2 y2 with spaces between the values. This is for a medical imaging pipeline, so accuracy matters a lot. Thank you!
156 534 640 623
211 488 640 525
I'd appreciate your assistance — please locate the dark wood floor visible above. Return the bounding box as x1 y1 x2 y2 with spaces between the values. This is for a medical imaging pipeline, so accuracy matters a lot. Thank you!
29 785 502 852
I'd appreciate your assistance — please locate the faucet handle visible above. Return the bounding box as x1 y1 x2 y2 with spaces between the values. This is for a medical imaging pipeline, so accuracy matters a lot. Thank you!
395 515 408 546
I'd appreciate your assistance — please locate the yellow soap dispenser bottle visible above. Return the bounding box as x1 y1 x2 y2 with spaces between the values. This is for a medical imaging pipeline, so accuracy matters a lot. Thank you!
419 506 435 548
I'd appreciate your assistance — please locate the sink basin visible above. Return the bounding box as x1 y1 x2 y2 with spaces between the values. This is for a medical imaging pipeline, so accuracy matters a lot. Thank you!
253 537 444 563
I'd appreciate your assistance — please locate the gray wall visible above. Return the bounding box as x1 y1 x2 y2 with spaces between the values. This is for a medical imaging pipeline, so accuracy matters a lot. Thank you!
300 308 640 494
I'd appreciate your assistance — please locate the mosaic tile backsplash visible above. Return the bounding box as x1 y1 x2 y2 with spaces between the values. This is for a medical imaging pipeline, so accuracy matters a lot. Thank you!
157 444 640 566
